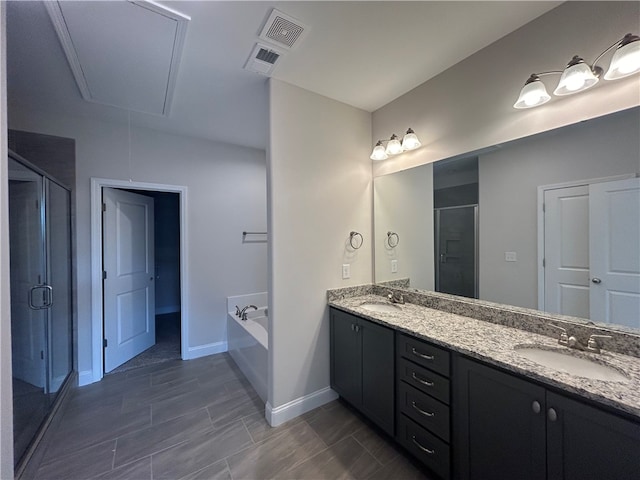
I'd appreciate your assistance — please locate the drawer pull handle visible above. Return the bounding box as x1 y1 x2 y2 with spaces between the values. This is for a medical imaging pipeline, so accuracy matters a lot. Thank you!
411 436 435 454
411 372 434 387
411 348 434 360
412 401 435 417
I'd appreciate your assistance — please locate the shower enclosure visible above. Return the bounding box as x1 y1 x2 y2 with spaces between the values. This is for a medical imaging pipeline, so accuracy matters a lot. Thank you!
9 153 73 467
435 205 478 298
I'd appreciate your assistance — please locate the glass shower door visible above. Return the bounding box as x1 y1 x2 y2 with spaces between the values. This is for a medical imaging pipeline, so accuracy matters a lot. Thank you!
8 158 48 465
435 205 478 298
46 181 72 393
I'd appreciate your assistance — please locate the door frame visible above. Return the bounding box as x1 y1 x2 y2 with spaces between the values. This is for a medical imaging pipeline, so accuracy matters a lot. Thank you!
90 178 187 383
536 174 635 312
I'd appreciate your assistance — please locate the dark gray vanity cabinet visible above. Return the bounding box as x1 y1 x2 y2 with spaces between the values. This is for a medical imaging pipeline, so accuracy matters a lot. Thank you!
455 356 640 480
396 334 452 480
329 308 395 436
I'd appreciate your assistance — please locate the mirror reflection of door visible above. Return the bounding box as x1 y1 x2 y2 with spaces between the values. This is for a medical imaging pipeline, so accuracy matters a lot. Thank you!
542 177 640 328
435 206 478 298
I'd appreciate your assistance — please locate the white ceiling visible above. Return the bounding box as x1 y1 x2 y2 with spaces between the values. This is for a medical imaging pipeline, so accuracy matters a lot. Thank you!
6 1 561 150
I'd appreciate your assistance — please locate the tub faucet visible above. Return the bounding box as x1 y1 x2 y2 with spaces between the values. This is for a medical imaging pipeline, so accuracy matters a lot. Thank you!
240 305 258 321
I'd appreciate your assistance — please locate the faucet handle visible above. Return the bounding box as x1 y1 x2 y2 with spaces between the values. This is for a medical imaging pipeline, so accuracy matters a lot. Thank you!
587 334 612 353
235 305 241 317
549 324 569 345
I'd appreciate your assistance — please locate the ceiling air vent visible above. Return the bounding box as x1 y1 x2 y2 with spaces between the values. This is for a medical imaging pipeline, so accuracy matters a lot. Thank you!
259 9 309 50
244 43 284 76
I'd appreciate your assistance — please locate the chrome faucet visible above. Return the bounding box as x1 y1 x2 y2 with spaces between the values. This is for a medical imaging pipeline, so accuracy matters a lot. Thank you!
388 291 405 304
587 334 612 354
549 324 612 354
239 305 258 321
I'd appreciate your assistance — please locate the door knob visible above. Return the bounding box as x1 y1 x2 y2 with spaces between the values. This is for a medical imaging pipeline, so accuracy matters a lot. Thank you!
591 278 602 284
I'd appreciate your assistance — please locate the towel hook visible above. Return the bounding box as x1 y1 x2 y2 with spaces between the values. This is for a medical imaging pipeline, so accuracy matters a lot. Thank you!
387 231 400 248
349 231 363 250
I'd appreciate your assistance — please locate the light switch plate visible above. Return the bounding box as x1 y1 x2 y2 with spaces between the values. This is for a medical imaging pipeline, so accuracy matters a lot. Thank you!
505 252 517 262
391 259 398 273
342 264 351 279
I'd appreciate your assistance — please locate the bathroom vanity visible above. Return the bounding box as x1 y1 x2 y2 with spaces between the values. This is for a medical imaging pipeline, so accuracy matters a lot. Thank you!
328 287 640 480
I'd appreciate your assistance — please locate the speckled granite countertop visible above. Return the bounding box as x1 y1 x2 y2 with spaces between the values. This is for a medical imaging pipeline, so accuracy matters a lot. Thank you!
329 294 640 419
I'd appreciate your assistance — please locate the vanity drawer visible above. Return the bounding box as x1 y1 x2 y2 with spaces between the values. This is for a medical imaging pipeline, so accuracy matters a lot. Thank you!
397 414 450 480
397 334 450 377
398 382 450 442
398 357 450 404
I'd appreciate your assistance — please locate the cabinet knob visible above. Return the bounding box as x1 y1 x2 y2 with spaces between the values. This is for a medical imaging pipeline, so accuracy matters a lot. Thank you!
547 408 558 422
532 400 541 414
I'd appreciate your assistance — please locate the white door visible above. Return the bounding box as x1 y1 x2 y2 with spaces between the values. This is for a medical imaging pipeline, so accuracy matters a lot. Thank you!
589 178 640 328
103 188 155 372
543 185 590 318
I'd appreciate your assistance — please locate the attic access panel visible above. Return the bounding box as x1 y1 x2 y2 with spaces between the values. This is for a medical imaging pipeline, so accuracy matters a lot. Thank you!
46 1 189 116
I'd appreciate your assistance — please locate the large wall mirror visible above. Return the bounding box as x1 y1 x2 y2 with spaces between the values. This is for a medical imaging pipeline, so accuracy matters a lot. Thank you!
374 107 640 333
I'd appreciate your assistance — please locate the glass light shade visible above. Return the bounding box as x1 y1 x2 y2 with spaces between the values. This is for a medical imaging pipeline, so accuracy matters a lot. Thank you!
385 135 403 155
401 129 421 150
513 78 551 109
604 36 640 80
554 57 599 95
370 142 388 161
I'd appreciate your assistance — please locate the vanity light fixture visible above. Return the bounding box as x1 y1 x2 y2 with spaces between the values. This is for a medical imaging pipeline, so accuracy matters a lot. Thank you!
514 32 640 109
370 128 421 160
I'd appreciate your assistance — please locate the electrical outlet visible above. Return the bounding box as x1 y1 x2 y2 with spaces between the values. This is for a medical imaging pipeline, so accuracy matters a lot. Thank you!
505 251 517 262
342 264 351 279
391 259 398 273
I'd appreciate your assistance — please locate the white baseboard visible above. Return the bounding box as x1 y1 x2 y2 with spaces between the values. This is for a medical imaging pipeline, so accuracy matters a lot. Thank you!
155 305 181 315
265 387 339 427
78 370 96 387
183 340 228 360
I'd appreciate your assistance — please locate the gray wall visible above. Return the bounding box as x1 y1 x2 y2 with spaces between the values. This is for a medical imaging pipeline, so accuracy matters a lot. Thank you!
268 80 372 411
0 3 14 476
372 2 640 178
479 108 640 308
8 108 268 384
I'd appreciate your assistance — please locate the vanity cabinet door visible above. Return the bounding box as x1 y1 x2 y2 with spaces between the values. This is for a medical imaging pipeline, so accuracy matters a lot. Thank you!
454 356 547 480
330 309 361 408
330 308 395 436
546 391 640 480
360 318 395 436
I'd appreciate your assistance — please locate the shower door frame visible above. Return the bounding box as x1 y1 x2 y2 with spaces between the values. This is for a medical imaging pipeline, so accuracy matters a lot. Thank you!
8 149 75 471
434 204 479 299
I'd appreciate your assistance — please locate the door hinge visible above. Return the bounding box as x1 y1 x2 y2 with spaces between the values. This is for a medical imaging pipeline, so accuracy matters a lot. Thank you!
543 258 546 267
36 199 39 209
102 203 106 212
103 339 108 348
40 350 44 360
542 203 546 212
103 271 107 280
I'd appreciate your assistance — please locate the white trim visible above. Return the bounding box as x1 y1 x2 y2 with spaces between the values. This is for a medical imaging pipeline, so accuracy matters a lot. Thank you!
78 370 94 387
182 341 228 360
536 173 636 312
265 387 338 427
90 178 188 384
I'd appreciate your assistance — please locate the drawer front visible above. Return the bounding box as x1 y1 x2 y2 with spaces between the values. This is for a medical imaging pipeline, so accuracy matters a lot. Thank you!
398 357 450 404
399 382 450 442
397 334 450 377
398 414 450 480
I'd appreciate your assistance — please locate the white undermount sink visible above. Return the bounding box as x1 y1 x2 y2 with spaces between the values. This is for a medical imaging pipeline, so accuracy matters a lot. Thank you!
514 345 628 382
359 302 402 313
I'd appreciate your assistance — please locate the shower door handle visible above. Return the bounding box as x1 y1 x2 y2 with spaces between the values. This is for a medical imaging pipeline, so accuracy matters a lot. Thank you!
29 285 53 310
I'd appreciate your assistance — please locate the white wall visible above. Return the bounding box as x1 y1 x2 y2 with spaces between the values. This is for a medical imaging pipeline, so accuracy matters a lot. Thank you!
268 80 372 413
0 2 15 477
479 107 640 308
8 108 267 383
372 2 640 177
374 164 434 290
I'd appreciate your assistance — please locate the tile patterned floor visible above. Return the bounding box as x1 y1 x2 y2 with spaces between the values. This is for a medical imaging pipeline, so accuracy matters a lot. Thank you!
32 353 432 480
